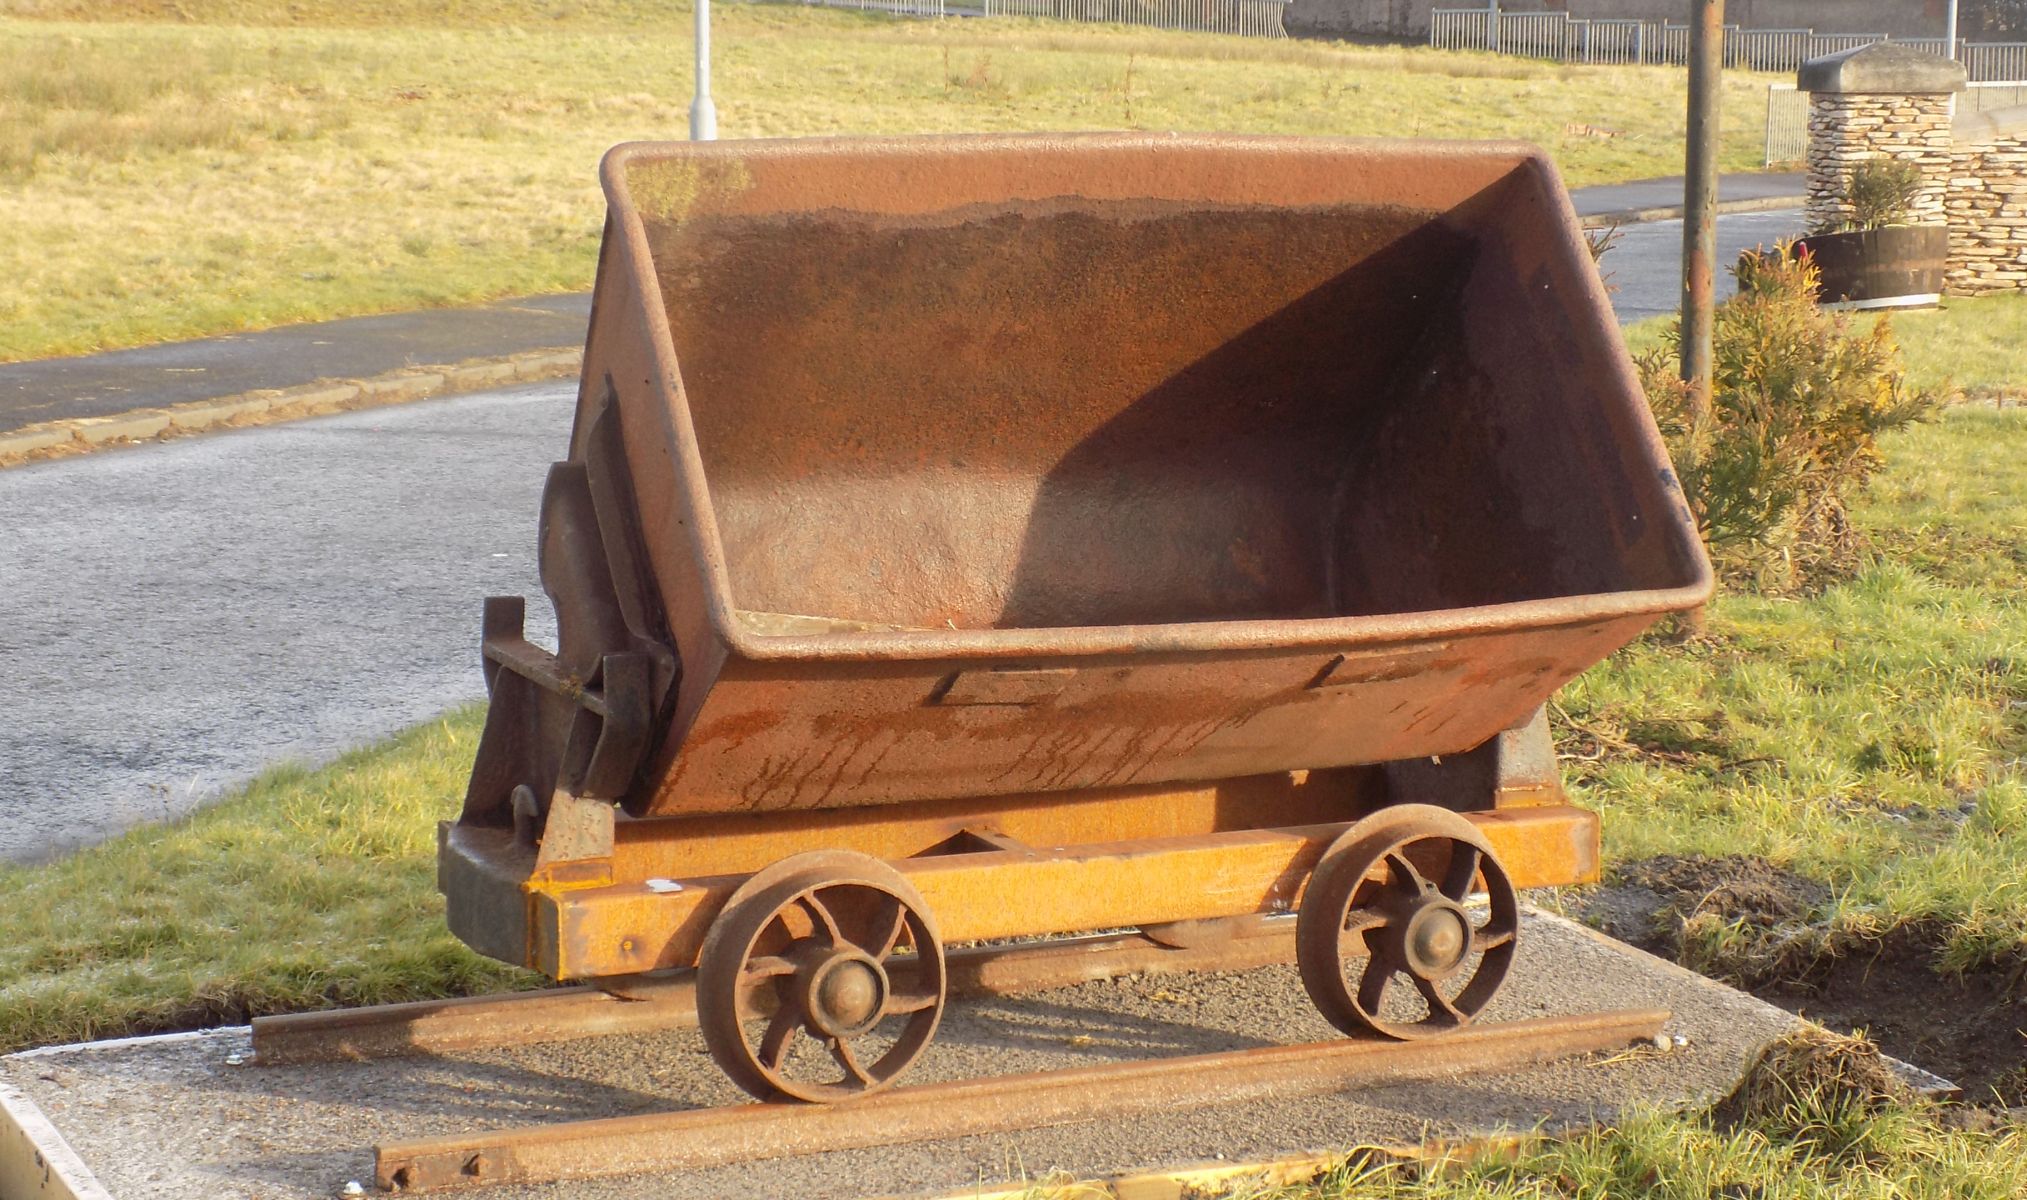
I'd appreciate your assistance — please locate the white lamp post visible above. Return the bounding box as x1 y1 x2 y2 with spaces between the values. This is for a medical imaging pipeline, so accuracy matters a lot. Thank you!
1946 0 1960 59
691 0 718 141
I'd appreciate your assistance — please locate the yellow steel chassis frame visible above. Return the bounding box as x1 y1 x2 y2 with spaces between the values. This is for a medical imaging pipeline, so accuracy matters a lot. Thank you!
441 765 1599 982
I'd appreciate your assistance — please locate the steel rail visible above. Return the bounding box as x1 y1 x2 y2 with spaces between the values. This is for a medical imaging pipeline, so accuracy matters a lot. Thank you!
252 919 1301 1066
373 1007 1669 1193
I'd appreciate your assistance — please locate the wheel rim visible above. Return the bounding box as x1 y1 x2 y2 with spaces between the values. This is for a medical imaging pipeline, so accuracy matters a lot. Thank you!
1296 804 1519 1041
696 851 946 1103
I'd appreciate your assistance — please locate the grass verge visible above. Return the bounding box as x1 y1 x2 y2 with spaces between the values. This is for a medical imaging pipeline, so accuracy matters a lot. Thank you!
0 2 1776 361
0 707 531 1054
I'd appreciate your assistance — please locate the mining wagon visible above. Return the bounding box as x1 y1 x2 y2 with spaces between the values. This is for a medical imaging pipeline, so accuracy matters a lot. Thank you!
440 133 1713 1103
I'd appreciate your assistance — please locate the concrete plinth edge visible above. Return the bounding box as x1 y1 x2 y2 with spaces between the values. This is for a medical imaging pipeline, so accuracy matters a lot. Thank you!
0 1080 113 1200
0 346 583 470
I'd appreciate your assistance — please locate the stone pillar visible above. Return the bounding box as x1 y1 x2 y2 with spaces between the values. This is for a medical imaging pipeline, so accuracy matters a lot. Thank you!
1799 44 1966 233
1944 108 2027 296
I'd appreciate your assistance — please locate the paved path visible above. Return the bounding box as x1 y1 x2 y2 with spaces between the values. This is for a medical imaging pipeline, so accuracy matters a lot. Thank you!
0 295 589 437
0 204 1804 863
0 385 567 863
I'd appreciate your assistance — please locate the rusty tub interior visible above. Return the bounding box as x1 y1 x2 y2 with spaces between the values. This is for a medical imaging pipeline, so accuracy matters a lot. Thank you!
438 135 1710 1095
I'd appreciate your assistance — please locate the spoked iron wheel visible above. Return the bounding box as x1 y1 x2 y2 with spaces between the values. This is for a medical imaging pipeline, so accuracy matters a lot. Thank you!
696 850 947 1103
1296 804 1519 1040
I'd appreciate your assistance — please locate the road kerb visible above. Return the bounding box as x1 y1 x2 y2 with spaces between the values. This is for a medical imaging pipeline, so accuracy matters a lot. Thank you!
72 410 173 446
1580 193 1806 229
0 425 77 459
0 348 583 470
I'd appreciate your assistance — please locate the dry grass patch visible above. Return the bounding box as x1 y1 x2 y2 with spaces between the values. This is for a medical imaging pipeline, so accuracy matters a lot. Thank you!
0 4 1774 360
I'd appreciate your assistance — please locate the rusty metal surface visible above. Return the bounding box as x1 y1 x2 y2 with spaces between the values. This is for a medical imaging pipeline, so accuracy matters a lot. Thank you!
694 851 947 1101
1296 805 1519 1040
371 1008 1670 1193
253 922 1305 1068
458 133 1712 834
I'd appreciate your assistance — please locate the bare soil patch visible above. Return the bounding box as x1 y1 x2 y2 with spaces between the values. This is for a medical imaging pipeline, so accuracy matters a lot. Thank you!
1583 855 2027 1106
1764 925 2027 1107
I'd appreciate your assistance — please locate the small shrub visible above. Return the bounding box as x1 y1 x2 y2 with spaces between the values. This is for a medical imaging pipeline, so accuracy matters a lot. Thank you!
1638 246 1940 590
1837 157 1924 233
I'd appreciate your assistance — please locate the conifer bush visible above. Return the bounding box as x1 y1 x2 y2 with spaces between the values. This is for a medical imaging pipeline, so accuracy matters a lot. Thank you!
1637 246 1941 589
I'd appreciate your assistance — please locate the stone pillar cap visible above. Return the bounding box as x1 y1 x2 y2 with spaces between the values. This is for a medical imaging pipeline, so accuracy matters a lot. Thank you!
1799 43 1967 94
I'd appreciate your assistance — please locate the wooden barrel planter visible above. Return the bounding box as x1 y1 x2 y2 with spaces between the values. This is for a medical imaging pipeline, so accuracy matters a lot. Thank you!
1792 226 1949 311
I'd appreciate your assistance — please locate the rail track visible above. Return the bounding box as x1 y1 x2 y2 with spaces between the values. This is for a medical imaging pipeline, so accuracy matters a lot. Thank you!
253 925 1665 1195
372 1008 1666 1192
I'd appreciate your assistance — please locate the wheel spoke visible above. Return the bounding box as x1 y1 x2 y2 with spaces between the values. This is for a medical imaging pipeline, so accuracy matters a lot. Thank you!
757 1006 801 1070
829 1036 876 1086
1339 908 1385 955
1440 845 1482 902
796 893 844 948
1356 960 1395 1015
1413 973 1465 1024
1472 921 1517 953
868 902 910 962
1385 851 1433 896
771 905 815 944
1341 907 1386 937
884 987 940 1015
740 954 797 984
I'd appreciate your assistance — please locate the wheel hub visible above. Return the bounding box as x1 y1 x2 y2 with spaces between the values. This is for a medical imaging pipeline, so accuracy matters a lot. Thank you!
1399 899 1471 978
804 952 889 1038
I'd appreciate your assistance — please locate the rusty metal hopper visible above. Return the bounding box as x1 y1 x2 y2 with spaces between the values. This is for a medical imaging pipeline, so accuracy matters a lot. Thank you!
463 133 1710 833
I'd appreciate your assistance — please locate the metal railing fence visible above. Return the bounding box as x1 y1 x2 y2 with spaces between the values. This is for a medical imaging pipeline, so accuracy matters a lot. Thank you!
979 0 1291 40
1764 83 1809 165
1430 10 2026 83
1968 42 2027 82
1764 80 2027 166
797 0 1295 38
799 0 951 14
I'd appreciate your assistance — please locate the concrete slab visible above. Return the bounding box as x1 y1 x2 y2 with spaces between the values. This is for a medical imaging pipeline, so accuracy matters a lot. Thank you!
0 909 1909 1200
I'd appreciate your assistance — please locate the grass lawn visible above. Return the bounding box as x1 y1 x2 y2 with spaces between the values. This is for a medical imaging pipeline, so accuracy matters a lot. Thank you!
0 0 1777 362
1559 403 2027 972
1895 296 2027 402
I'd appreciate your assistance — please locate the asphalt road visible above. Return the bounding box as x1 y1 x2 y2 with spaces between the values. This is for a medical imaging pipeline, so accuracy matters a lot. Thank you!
0 384 568 863
1597 208 1808 324
0 207 1804 863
